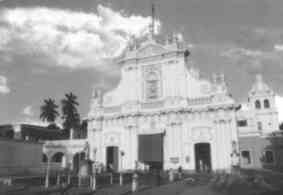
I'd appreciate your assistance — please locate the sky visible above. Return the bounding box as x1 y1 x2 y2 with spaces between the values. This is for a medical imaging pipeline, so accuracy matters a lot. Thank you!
1 0 283 125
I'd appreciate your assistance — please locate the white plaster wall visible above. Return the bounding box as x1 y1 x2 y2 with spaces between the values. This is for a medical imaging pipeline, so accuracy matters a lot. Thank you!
87 40 240 172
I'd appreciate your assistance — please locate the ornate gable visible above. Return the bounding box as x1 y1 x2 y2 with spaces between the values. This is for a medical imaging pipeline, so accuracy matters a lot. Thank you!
136 43 168 58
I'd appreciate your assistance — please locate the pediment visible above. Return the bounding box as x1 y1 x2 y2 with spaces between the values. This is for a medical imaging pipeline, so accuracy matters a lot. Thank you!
136 44 168 58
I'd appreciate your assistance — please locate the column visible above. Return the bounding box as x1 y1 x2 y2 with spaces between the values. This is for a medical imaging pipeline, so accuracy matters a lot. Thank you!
133 127 138 169
188 142 195 171
129 126 134 170
227 119 235 172
45 152 53 188
220 120 229 169
210 127 217 171
163 125 168 169
127 126 132 170
222 119 231 172
164 123 172 170
67 153 74 171
180 122 188 167
98 131 104 164
223 120 230 171
215 120 222 170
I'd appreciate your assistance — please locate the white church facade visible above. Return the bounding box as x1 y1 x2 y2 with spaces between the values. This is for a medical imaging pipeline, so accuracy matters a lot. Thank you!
43 35 282 173
87 36 241 172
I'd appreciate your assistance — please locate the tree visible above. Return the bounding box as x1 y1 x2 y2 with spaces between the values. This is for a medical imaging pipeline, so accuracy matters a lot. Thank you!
40 98 60 125
61 92 81 132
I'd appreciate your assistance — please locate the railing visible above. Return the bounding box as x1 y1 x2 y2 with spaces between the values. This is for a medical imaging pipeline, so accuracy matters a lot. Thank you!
0 170 186 194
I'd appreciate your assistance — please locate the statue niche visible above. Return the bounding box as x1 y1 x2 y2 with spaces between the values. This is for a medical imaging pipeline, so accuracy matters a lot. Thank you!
143 67 162 101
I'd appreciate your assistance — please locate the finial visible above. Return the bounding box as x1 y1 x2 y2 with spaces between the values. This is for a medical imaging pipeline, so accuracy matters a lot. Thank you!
147 1 156 40
151 2 155 37
220 73 225 83
184 49 190 64
212 73 217 83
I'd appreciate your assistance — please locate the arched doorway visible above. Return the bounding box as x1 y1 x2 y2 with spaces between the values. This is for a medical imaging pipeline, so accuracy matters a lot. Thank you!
73 152 86 173
51 152 64 163
51 152 66 168
106 146 119 172
194 143 211 172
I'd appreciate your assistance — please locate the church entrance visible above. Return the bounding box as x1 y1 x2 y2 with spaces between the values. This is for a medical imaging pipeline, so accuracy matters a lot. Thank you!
194 143 211 172
106 146 119 172
138 134 164 170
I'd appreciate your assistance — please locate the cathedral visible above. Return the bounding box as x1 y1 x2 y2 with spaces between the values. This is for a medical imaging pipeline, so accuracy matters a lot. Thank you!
39 30 283 174
86 34 281 173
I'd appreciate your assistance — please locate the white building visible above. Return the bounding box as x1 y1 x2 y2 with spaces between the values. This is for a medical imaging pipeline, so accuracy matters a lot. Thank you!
43 35 282 173
87 35 240 172
236 74 280 169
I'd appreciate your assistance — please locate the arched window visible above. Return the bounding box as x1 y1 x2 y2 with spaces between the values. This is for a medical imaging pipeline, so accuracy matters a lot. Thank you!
255 100 261 109
264 99 270 108
51 152 64 163
42 154 48 163
146 72 160 100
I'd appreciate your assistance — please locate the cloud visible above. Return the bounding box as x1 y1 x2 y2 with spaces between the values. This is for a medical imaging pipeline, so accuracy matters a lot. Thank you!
221 48 264 58
0 5 160 69
0 75 10 94
221 47 283 73
275 95 283 122
22 105 34 117
274 44 283 51
235 27 276 50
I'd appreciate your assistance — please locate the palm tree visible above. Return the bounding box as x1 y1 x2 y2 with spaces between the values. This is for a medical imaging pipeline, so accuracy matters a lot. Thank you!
40 98 60 125
61 92 80 132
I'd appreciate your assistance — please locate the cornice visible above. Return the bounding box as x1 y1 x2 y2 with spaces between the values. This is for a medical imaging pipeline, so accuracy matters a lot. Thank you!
118 50 185 66
88 103 237 121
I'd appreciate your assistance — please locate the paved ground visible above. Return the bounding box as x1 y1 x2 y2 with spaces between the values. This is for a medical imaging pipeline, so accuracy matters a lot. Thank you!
180 185 226 195
94 184 131 195
129 181 225 195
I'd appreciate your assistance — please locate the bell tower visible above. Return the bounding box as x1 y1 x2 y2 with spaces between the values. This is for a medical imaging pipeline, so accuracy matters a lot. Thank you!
248 74 279 134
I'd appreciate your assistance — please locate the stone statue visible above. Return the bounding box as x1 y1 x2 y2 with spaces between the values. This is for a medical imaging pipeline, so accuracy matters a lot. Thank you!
91 88 102 108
